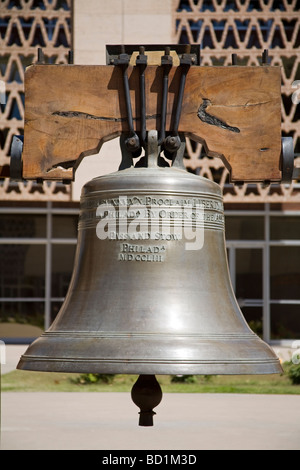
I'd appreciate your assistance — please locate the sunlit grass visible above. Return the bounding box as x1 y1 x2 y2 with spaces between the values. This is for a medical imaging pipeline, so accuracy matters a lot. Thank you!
1 362 300 394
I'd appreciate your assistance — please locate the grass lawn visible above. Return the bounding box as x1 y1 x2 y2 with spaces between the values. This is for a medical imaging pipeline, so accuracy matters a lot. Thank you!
2 362 300 394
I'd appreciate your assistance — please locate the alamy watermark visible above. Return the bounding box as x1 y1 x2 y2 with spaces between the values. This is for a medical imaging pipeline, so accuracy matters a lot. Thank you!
95 196 205 251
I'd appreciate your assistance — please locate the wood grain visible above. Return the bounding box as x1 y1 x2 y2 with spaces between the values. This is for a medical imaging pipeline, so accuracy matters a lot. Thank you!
22 64 282 182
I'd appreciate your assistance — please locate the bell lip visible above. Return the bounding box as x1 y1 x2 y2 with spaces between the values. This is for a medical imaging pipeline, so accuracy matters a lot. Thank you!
17 355 283 376
16 329 283 376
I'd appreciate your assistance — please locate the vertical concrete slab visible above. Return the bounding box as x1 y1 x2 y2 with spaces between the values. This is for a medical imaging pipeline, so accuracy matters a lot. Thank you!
71 0 173 201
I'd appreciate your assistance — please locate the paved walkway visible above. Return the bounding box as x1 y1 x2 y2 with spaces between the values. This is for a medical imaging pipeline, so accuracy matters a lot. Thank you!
2 392 300 450
0 345 28 375
1 345 300 450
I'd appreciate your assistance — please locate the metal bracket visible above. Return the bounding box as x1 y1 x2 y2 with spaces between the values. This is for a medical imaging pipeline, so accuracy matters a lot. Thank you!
10 135 24 181
106 44 200 66
281 137 294 183
119 130 186 170
114 47 140 153
114 44 192 164
147 130 161 168
158 47 173 146
147 130 185 169
136 46 147 148
7 44 284 184
164 46 193 154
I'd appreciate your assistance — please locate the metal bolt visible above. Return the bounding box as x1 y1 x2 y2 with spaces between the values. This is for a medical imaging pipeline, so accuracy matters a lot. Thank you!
262 49 269 65
125 134 140 152
37 48 45 64
68 50 74 64
164 135 181 153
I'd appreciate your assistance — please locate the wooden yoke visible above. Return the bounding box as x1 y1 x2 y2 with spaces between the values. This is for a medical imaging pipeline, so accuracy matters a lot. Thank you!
21 49 283 183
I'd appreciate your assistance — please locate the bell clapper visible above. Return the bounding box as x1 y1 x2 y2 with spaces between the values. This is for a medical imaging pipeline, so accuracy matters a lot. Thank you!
131 375 163 427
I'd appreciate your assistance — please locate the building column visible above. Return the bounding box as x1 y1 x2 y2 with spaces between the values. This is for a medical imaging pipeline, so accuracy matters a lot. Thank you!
71 0 174 201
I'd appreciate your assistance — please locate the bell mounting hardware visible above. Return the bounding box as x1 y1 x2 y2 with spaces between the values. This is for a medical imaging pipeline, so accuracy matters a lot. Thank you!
8 44 297 184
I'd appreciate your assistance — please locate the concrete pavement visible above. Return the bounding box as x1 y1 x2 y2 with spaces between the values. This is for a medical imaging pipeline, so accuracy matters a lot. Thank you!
1 345 300 450
0 345 28 375
1 392 300 450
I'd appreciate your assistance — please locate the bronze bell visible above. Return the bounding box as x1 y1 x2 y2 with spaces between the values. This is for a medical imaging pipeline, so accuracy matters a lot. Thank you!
17 131 282 425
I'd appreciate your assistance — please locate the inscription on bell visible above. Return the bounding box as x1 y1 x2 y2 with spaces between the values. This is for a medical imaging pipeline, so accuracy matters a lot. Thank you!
79 194 224 257
119 243 166 262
